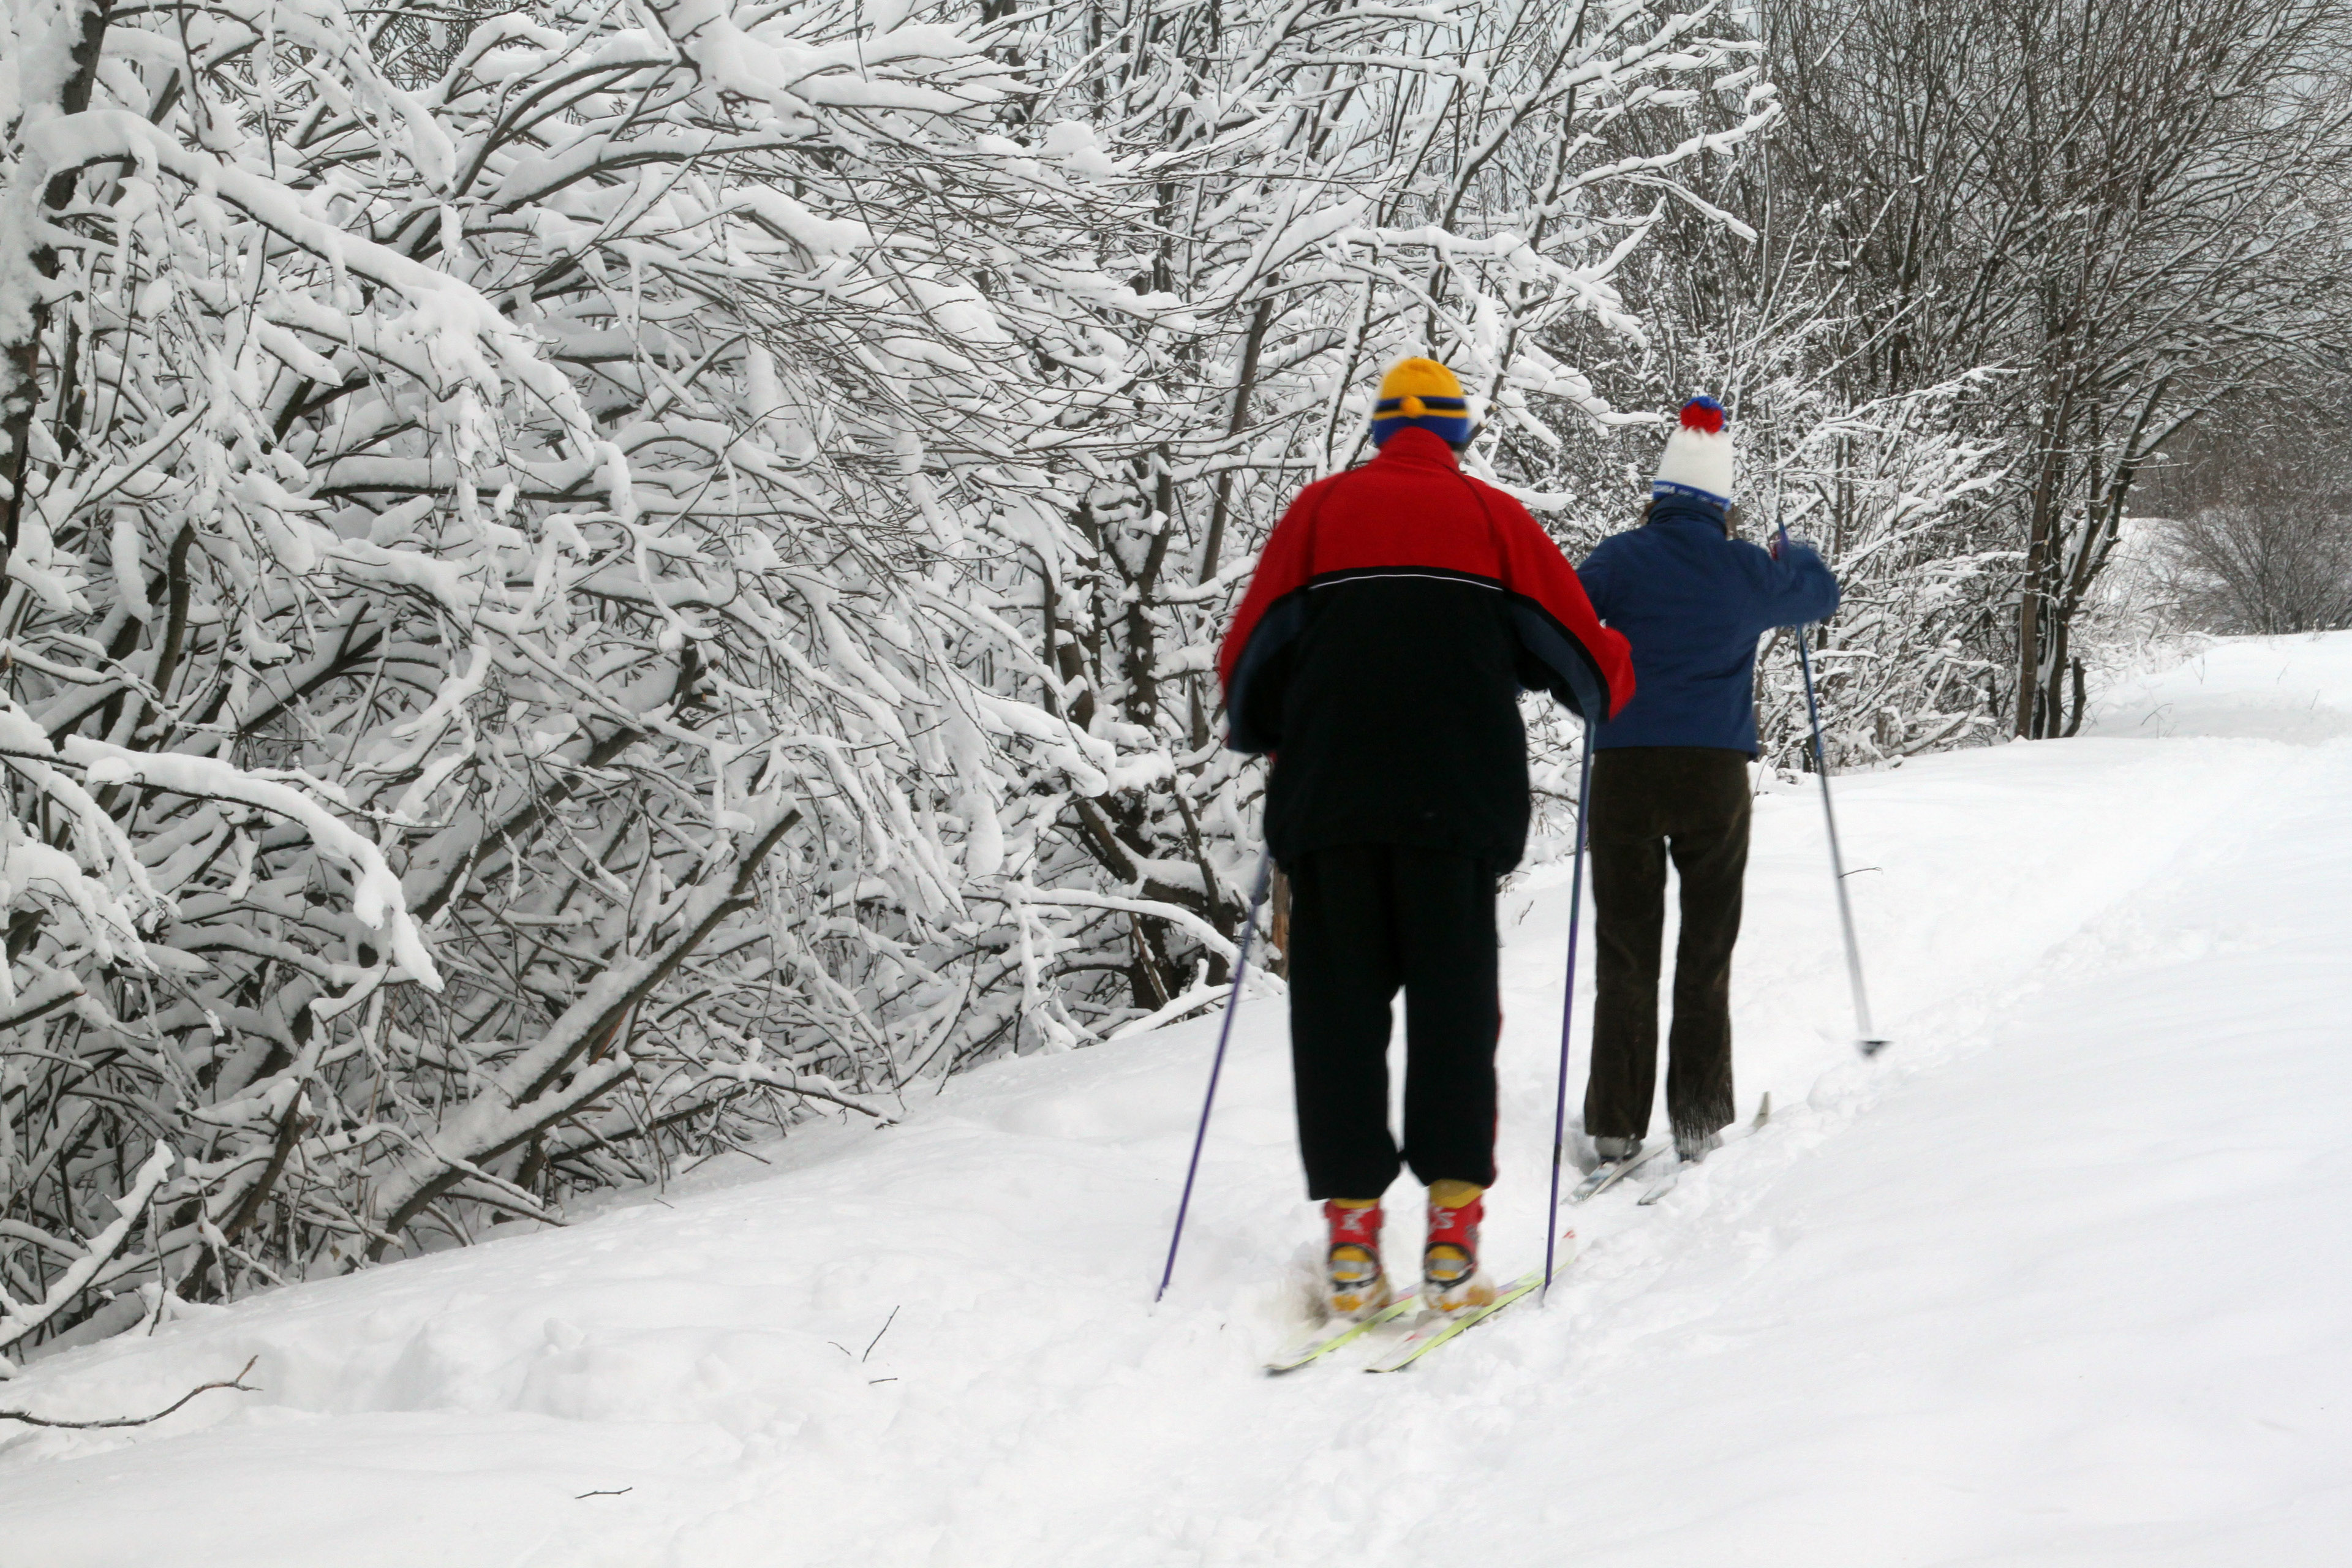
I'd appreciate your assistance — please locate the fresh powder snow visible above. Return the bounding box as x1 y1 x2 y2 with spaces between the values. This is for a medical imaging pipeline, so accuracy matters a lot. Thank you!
2 633 2348 1566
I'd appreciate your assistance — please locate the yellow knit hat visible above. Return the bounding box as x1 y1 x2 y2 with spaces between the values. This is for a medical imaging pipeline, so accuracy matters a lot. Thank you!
1372 357 1472 447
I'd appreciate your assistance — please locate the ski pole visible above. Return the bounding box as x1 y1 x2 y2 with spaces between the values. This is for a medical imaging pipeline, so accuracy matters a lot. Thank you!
1782 526 1888 1057
1542 736 1596 1305
1154 846 1277 1303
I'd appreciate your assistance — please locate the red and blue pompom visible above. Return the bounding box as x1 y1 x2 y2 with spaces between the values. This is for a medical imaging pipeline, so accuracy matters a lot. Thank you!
1679 396 1727 434
1653 393 1735 507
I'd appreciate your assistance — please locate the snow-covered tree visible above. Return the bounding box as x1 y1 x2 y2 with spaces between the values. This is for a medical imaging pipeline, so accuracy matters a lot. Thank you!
973 0 1778 996
1760 0 2352 737
0 0 1771 1352
0 0 1129 1345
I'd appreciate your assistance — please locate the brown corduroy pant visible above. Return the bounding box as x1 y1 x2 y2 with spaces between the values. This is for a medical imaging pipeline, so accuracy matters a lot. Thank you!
1582 747 1752 1146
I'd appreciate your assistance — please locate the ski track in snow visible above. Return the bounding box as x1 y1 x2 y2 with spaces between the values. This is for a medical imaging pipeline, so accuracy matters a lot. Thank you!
5 634 2351 1566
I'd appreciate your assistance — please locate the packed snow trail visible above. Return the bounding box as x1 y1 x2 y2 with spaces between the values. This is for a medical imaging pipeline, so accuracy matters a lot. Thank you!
5 635 2351 1567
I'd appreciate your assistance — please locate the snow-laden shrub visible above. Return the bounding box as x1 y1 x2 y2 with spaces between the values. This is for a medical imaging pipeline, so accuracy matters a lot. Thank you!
0 0 1770 1354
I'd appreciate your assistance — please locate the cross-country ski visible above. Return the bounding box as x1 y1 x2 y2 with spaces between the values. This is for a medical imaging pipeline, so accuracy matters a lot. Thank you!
1567 1145 1668 1203
1262 1295 1420 1375
1639 1094 1773 1206
1363 1248 1573 1374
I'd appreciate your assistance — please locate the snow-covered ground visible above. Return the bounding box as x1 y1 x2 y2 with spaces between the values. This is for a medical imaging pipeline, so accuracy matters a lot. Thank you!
7 634 2351 1567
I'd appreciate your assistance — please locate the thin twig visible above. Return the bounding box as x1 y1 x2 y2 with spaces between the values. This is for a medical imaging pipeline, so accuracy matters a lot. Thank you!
862 1305 900 1363
0 1356 260 1429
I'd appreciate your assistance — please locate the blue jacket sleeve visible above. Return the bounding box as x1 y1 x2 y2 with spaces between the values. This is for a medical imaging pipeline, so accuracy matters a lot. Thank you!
1747 539 1839 628
1577 539 1619 622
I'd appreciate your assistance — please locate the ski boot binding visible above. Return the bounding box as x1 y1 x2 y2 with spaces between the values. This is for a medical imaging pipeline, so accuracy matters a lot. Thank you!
1322 1199 1392 1320
1422 1185 1495 1314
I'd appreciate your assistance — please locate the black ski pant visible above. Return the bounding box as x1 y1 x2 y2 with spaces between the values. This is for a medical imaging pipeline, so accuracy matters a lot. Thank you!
1583 747 1751 1146
1284 844 1499 1200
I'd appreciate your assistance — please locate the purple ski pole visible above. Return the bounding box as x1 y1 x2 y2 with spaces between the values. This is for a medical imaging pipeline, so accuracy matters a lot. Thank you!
1155 847 1276 1303
1542 737 1596 1305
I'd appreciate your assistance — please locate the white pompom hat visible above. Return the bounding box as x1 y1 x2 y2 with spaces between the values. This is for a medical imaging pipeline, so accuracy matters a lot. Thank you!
1652 396 1733 507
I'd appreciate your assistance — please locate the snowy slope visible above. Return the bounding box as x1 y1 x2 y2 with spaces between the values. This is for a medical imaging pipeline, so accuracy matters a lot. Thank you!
5 635 2351 1568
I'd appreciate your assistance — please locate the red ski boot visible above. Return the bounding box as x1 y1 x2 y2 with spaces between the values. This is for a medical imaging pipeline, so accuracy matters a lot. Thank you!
1422 1183 1495 1313
1322 1200 1392 1320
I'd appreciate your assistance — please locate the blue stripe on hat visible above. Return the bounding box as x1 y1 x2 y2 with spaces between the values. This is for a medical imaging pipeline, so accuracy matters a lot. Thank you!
1651 478 1730 507
1373 415 1472 448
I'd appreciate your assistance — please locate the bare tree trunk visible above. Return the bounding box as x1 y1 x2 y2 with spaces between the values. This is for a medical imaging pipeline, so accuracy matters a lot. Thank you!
2016 463 2057 738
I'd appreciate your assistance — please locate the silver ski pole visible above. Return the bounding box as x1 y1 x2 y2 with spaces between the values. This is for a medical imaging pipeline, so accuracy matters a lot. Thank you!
1782 527 1888 1057
1542 737 1596 1305
1155 846 1276 1303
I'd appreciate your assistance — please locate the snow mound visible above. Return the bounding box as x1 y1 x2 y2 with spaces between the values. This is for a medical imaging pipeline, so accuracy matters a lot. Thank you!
2086 633 2352 744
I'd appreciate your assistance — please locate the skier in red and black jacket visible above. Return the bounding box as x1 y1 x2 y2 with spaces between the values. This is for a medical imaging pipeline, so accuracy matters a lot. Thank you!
1217 356 1634 1321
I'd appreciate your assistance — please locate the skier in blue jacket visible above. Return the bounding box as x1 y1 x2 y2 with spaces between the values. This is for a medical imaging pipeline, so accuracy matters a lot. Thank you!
1577 398 1839 1170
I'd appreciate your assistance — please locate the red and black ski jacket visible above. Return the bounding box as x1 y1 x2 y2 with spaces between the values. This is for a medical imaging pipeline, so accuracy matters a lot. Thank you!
1218 428 1634 869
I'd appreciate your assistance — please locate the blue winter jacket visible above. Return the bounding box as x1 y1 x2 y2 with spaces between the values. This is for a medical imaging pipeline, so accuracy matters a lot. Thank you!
1578 497 1841 755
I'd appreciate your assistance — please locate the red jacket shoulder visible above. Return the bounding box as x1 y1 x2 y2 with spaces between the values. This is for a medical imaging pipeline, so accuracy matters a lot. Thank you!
1457 470 1539 527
